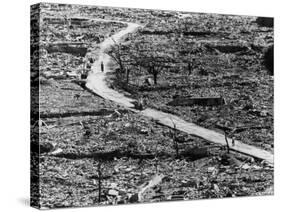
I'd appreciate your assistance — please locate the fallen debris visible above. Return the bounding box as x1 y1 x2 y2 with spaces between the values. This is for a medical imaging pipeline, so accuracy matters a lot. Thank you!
138 174 165 202
40 142 55 154
167 97 225 106
256 17 274 28
45 43 88 57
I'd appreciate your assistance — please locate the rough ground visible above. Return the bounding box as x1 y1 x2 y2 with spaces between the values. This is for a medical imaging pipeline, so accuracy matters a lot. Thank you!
39 80 273 208
35 3 274 209
85 16 273 163
117 13 273 153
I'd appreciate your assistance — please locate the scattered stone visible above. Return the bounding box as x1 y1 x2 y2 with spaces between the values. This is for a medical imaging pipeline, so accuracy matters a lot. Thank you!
108 189 119 196
252 165 262 170
207 167 216 173
213 184 220 193
181 180 198 188
110 183 118 189
40 142 55 154
144 78 154 86
241 163 251 170
140 128 149 135
128 193 139 203
124 167 133 172
124 123 131 128
260 110 269 117
220 154 242 166
49 148 63 156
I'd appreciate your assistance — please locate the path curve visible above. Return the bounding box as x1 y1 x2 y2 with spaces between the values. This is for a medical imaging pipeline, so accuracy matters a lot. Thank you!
86 21 139 108
86 21 274 165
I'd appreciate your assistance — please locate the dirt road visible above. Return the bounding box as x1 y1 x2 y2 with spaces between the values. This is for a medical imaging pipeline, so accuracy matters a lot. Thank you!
86 21 139 108
86 21 273 165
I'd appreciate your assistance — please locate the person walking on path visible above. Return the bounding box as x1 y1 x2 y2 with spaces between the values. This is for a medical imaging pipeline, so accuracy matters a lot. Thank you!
101 61 104 72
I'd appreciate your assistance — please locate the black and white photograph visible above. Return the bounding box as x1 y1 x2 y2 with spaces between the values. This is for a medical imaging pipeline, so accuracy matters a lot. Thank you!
29 1 274 210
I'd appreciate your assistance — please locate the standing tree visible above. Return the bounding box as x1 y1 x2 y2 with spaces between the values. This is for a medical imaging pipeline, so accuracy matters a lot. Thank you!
170 120 179 158
97 160 102 203
146 55 170 85
105 40 132 84
135 49 171 85
107 38 173 86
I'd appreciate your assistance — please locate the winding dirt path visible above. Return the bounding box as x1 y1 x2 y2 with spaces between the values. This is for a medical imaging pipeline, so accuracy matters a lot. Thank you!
86 22 138 108
86 21 273 165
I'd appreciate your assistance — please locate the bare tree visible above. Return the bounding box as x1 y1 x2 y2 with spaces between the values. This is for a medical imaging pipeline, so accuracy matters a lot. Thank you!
90 160 111 203
97 160 102 203
167 118 179 158
107 39 173 85
135 50 171 85
105 40 132 84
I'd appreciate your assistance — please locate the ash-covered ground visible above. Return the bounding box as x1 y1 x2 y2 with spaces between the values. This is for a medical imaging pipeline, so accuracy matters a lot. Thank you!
31 3 273 209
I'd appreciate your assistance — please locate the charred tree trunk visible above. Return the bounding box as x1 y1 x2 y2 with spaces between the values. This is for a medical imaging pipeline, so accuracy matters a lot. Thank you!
97 161 102 203
119 62 124 74
153 71 158 85
126 69 130 84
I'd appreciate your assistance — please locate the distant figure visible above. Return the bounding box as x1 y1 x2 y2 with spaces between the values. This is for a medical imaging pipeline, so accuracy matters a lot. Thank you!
101 61 104 72
188 58 195 75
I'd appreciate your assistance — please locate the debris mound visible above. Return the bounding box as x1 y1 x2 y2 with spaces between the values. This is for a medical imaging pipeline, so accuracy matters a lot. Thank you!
256 17 273 28
264 45 274 75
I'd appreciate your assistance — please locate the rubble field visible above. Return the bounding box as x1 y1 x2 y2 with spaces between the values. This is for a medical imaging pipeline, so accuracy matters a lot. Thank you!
39 95 273 208
38 75 273 208
113 12 274 152
34 3 274 209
